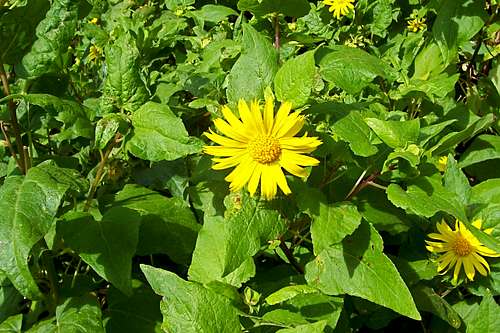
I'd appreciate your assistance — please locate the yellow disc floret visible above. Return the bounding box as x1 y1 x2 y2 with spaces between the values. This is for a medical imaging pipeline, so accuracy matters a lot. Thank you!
249 136 281 164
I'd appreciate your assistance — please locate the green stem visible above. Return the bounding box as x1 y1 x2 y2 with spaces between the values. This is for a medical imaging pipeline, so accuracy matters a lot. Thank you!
84 133 122 211
0 63 26 174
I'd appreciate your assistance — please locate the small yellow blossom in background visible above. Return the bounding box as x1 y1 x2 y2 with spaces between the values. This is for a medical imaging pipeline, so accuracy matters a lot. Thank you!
323 0 355 19
88 17 98 25
407 17 426 32
204 96 322 200
426 220 499 284
437 155 448 172
88 45 103 62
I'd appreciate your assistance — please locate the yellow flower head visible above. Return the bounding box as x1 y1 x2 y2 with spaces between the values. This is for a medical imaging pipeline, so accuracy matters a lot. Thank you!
407 17 426 33
88 17 99 25
88 45 103 62
323 0 355 19
204 96 322 200
426 220 499 284
437 155 448 172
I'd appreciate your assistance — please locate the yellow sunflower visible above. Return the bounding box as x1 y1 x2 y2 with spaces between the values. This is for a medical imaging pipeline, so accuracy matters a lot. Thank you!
323 0 355 19
204 96 322 200
426 220 499 284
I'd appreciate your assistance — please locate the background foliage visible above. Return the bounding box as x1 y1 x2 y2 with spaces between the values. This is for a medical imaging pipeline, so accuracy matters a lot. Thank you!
1 0 500 332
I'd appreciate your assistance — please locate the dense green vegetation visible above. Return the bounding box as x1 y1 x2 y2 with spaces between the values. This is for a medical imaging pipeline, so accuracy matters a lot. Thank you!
0 0 499 332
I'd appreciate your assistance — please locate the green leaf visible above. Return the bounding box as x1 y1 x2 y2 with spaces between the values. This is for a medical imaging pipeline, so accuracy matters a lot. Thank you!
194 5 237 23
275 320 328 333
105 280 162 333
319 46 388 94
354 187 411 235
459 135 500 168
26 295 104 333
274 50 316 108
0 314 22 333
331 111 378 157
22 94 93 141
0 273 23 323
265 285 319 305
305 222 421 320
470 179 500 205
237 0 310 17
127 102 203 162
18 0 79 78
0 0 49 64
189 194 286 286
386 177 467 222
463 291 500 333
412 284 461 329
94 114 129 150
295 185 362 255
58 207 141 295
444 155 471 205
141 265 241 333
111 184 200 264
365 118 420 148
432 0 486 63
0 161 81 299
226 24 278 105
429 113 495 156
100 32 149 113
164 0 195 10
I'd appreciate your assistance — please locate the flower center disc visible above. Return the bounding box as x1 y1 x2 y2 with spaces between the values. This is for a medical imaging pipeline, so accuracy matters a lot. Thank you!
453 235 472 257
249 135 281 164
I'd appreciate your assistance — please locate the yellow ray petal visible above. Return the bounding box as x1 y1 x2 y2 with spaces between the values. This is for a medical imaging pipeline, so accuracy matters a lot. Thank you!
238 99 261 134
205 130 248 148
204 145 246 157
269 163 291 195
275 112 304 138
453 258 463 284
260 166 277 199
472 252 491 272
214 118 250 142
281 150 320 166
279 159 308 178
212 152 249 170
470 255 488 276
463 257 475 281
271 101 292 136
247 163 263 196
263 95 274 133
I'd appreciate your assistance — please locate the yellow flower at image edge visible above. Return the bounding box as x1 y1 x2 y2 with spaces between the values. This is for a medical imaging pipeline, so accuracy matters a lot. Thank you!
323 0 355 19
204 97 322 200
426 220 499 284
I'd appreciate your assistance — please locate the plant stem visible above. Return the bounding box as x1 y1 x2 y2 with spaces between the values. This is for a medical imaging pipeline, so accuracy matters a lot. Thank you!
273 14 280 49
0 121 19 165
83 133 121 211
279 236 304 274
0 63 26 174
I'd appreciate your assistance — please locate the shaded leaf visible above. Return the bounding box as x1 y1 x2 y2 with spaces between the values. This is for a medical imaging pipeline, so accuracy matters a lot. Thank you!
0 161 82 299
58 207 141 295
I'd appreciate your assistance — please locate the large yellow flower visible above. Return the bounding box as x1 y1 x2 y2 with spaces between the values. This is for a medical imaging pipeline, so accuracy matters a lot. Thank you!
204 97 322 200
323 0 355 19
426 220 499 284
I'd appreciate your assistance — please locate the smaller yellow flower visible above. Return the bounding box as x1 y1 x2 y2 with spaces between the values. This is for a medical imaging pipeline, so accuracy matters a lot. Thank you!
437 156 448 172
88 17 98 25
426 220 499 284
323 0 355 19
88 45 103 62
407 17 427 33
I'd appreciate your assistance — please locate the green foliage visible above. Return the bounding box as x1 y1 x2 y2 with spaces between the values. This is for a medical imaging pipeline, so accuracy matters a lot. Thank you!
0 0 499 331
